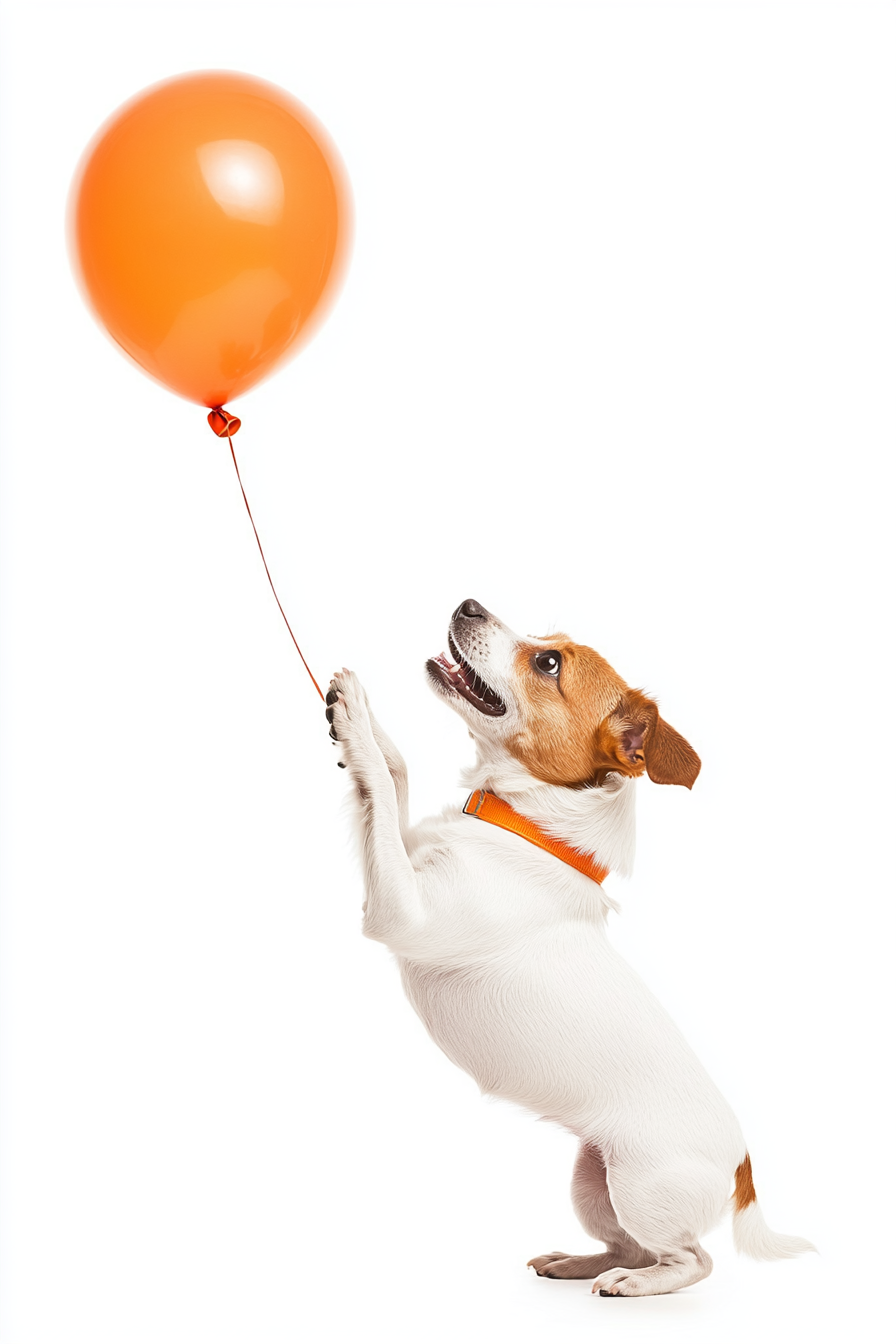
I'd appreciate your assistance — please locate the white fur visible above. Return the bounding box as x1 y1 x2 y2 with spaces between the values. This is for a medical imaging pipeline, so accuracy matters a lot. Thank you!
327 606 814 1298
732 1203 816 1261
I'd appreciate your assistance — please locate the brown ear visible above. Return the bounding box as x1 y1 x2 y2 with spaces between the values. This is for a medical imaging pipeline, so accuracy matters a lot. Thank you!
644 710 701 788
595 692 701 789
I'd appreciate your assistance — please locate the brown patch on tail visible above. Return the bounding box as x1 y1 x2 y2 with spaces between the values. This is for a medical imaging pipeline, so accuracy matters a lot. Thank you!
734 1153 757 1210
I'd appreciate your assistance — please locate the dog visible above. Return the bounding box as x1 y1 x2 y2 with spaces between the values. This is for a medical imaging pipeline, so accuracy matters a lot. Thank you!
325 598 814 1297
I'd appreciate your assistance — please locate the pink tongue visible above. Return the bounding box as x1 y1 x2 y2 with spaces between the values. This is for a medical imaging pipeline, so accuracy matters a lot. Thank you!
433 651 469 689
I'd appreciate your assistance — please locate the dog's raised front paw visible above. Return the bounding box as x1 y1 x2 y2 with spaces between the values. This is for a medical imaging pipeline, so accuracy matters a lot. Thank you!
326 669 378 775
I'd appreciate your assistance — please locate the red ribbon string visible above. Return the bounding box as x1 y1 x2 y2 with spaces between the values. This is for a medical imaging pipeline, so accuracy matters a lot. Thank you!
220 422 325 703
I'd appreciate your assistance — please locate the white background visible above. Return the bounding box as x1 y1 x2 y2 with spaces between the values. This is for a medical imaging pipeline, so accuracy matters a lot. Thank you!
1 3 893 1341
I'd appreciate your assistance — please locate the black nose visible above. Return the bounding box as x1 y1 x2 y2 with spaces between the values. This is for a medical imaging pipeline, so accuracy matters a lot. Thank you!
453 598 487 620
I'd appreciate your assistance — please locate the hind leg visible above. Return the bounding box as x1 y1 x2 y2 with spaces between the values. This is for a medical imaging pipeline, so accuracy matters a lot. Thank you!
591 1156 725 1296
528 1143 655 1279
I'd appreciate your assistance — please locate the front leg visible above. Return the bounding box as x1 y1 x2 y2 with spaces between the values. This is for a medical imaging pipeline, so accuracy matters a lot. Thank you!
327 670 422 948
368 714 409 839
327 676 409 837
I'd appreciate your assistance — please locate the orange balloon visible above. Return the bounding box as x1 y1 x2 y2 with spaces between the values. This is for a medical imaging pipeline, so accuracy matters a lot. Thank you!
69 71 352 410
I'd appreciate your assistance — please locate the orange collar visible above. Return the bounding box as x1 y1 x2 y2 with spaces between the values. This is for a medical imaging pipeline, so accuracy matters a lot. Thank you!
462 789 609 886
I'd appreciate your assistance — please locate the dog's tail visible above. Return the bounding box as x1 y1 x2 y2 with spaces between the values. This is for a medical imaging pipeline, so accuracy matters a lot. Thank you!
730 1154 817 1260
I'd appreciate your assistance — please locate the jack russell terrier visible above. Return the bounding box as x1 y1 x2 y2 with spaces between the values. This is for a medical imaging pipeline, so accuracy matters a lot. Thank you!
325 598 814 1297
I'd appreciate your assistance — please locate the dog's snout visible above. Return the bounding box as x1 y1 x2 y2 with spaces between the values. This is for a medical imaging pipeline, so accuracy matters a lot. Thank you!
453 598 487 621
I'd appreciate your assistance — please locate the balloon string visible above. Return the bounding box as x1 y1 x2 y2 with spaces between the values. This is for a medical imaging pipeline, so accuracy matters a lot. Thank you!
225 429 326 702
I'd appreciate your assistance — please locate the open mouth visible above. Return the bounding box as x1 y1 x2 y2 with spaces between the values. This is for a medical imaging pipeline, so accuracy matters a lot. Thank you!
426 633 506 717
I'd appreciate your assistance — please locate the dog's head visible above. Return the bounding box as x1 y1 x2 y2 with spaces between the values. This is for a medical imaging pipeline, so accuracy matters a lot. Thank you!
426 599 700 789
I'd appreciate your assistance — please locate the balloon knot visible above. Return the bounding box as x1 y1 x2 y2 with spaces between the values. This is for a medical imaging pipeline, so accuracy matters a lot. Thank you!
208 407 241 437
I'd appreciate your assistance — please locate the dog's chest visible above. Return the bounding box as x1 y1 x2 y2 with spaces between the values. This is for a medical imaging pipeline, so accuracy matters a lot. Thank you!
394 818 653 1114
395 919 640 1122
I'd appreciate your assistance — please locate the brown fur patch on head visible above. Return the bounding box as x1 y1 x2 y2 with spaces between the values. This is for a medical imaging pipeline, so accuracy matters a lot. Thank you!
507 637 628 786
508 639 701 790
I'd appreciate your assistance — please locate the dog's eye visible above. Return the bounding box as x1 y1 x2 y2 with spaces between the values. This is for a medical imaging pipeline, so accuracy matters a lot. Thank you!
534 650 562 677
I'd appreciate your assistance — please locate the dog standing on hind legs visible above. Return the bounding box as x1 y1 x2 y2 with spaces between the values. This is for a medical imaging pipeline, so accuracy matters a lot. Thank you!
326 598 815 1297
